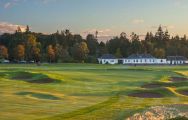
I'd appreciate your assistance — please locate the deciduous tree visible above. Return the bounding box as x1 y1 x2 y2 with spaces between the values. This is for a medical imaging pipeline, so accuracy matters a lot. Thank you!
72 42 89 62
47 45 55 63
15 45 25 60
0 45 8 59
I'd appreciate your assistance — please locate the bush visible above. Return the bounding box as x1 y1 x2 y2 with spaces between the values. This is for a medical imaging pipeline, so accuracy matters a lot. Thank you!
85 56 97 63
169 116 188 120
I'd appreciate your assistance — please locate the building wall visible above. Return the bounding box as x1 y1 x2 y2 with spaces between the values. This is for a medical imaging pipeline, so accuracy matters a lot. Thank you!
167 60 185 65
98 59 118 64
122 59 167 64
98 58 187 65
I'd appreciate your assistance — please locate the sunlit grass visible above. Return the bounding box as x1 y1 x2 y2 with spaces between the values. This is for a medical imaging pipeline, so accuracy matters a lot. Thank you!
0 64 187 120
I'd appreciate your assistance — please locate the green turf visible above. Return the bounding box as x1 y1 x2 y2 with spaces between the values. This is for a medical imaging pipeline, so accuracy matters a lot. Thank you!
16 92 61 100
0 64 188 120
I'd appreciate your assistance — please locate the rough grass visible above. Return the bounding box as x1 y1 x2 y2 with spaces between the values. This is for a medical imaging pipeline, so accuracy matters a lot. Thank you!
0 64 188 120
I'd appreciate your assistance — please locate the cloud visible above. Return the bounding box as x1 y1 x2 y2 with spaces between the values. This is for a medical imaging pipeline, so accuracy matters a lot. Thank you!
132 19 144 24
0 21 26 34
97 36 115 42
82 28 113 37
166 25 175 29
4 2 12 8
3 0 23 9
81 28 115 42
150 25 175 30
173 0 187 9
2 0 57 9
40 0 57 4
174 0 183 6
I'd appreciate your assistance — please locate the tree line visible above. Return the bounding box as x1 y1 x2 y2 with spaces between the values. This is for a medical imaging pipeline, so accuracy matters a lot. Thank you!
0 25 188 63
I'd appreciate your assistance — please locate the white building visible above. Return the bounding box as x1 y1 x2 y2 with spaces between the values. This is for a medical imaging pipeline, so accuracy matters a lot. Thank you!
167 56 187 65
121 54 167 65
98 54 188 65
98 54 118 64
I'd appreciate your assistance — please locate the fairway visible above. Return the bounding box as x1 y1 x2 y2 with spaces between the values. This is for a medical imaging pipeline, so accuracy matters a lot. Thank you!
0 64 188 120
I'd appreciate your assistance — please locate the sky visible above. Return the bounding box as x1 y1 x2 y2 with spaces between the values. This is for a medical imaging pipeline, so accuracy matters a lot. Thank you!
1 0 188 41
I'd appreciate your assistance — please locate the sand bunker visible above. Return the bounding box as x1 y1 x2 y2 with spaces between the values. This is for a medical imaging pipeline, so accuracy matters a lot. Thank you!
29 78 56 84
16 92 61 100
128 92 164 98
170 77 188 82
178 90 188 96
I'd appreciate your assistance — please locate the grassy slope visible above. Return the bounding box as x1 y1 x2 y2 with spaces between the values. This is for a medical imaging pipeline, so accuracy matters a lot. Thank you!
0 64 187 120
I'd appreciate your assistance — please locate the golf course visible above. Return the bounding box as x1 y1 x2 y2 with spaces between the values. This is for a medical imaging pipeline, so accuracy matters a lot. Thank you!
0 64 188 120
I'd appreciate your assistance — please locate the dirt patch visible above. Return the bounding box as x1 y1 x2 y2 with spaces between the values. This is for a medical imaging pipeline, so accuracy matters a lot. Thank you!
141 83 163 88
128 92 164 98
170 77 188 82
178 90 188 96
29 78 57 84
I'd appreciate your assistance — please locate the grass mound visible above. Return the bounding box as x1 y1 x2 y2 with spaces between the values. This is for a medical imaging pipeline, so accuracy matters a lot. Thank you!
0 72 6 77
12 72 33 80
170 77 188 82
11 72 60 84
38 95 119 120
16 91 61 100
128 91 164 98
28 78 57 84
141 83 164 89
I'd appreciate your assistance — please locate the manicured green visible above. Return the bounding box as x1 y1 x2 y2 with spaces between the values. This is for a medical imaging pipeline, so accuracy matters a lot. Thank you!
0 64 188 120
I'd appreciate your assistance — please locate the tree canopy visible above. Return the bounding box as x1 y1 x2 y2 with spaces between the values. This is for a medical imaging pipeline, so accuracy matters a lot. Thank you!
0 25 188 63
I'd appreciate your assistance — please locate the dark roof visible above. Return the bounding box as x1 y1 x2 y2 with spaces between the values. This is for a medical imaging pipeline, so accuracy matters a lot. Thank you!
167 56 187 61
99 54 116 59
127 54 156 59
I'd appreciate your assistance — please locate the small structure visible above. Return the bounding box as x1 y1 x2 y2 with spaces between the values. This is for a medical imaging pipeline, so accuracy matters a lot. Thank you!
167 56 187 65
1 59 10 63
98 54 118 64
122 54 167 65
